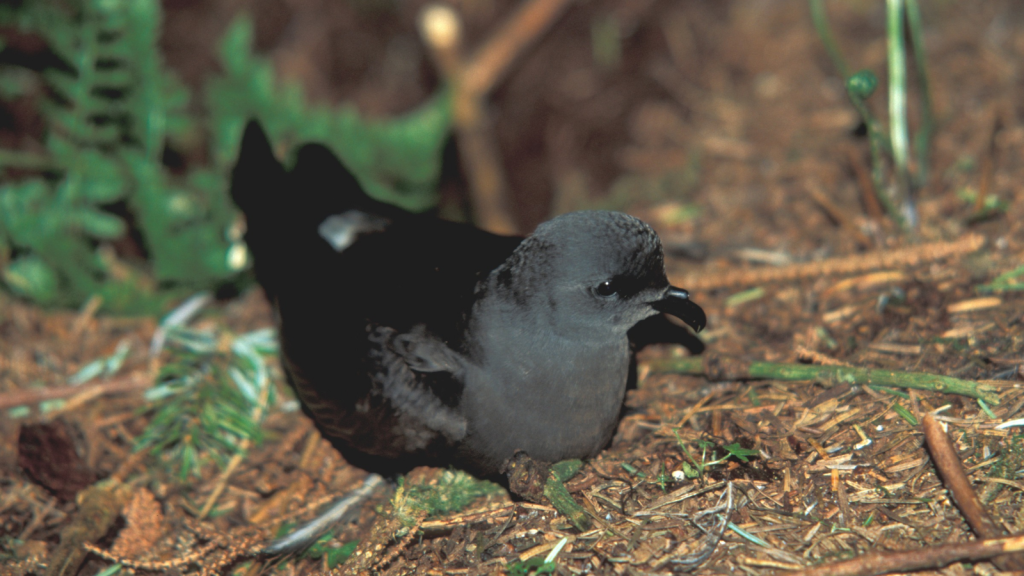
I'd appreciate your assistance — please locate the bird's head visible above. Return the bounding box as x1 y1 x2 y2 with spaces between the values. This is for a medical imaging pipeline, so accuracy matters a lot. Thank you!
490 211 705 337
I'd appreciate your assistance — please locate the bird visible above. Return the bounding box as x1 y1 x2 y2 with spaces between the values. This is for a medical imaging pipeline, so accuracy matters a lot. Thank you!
230 121 705 551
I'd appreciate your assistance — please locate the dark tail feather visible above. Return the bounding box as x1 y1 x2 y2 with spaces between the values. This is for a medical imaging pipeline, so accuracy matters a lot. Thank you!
230 121 291 297
230 121 407 298
290 141 407 222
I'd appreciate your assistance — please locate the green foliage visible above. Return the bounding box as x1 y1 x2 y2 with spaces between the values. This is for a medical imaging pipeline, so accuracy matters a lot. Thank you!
0 3 453 312
507 557 558 576
291 532 358 569
673 433 754 477
396 470 502 523
846 70 878 100
134 326 278 481
721 442 760 463
809 0 933 231
206 15 452 213
976 264 1024 294
0 0 236 312
507 536 568 575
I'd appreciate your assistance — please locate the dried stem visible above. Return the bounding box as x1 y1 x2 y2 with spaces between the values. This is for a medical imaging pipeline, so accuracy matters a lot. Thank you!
671 233 983 291
461 0 577 97
788 534 1024 576
923 414 1024 571
0 371 151 411
420 0 575 234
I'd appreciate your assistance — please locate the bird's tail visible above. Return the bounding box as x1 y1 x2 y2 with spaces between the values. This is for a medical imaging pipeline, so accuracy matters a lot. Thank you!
230 121 385 298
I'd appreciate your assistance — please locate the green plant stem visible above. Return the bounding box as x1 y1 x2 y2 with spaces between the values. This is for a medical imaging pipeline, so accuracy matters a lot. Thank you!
808 0 850 79
886 0 916 228
905 0 934 188
646 356 1000 405
543 460 590 531
846 89 899 225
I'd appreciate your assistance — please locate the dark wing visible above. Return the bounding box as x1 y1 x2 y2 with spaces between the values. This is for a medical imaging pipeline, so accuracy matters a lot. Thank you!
231 121 522 472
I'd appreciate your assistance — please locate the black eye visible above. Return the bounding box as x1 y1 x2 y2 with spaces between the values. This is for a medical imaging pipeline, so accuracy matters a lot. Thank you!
595 281 616 297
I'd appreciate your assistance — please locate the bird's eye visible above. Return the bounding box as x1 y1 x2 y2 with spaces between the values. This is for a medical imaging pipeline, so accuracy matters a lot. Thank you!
595 281 616 297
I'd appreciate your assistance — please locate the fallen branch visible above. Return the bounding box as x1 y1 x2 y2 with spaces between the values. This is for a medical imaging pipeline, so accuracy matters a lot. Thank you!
923 413 1024 571
788 534 1024 576
419 0 575 234
672 233 984 291
646 354 1000 404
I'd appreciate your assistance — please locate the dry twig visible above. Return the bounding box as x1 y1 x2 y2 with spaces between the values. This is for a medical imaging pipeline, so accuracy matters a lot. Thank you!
419 0 575 233
789 534 1024 576
923 413 1024 571
673 233 984 291
0 370 151 411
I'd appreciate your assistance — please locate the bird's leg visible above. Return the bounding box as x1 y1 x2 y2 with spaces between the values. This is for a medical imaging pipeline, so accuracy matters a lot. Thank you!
261 473 387 556
501 450 553 503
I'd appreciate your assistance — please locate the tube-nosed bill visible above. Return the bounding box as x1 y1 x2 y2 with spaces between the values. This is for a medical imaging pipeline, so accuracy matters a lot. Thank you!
651 287 707 332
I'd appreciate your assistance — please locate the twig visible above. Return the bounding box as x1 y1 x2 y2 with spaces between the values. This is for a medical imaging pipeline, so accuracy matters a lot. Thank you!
0 371 151 411
419 0 574 234
973 111 1001 216
794 346 852 367
844 144 884 219
788 534 1024 576
671 233 983 291
69 294 104 339
804 179 873 248
846 71 904 228
646 354 1000 404
461 0 577 98
922 414 1024 571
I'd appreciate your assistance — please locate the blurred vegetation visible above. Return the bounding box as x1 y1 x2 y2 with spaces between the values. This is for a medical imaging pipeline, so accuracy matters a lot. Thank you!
391 470 503 527
0 0 451 313
136 326 279 483
809 0 933 231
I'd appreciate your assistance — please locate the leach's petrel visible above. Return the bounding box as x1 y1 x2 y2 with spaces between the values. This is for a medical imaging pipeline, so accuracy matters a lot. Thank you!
231 120 705 478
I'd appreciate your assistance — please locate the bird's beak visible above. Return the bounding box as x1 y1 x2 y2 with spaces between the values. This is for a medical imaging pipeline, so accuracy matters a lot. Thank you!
651 287 707 332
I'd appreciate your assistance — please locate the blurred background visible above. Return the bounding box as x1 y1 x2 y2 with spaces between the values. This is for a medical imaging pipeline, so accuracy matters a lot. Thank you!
2 2 1024 573
1 0 1022 313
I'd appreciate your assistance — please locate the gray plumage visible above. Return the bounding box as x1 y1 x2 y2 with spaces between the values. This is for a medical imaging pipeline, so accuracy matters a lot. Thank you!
230 121 706 480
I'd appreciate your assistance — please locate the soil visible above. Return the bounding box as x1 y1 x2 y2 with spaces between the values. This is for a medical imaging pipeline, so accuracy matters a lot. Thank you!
2 1 1023 575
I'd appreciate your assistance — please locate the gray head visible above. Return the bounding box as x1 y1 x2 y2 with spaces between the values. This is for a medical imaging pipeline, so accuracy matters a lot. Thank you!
488 211 705 336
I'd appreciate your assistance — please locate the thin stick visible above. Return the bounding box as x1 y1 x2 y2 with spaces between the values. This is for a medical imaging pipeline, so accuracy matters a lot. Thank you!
973 112 1001 216
923 414 1024 571
0 371 151 411
671 233 983 291
788 534 1024 576
646 355 1000 404
461 0 577 97
844 144 884 219
804 179 873 248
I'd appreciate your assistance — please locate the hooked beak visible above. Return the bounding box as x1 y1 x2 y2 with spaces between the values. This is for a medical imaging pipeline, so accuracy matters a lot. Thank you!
651 287 706 332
